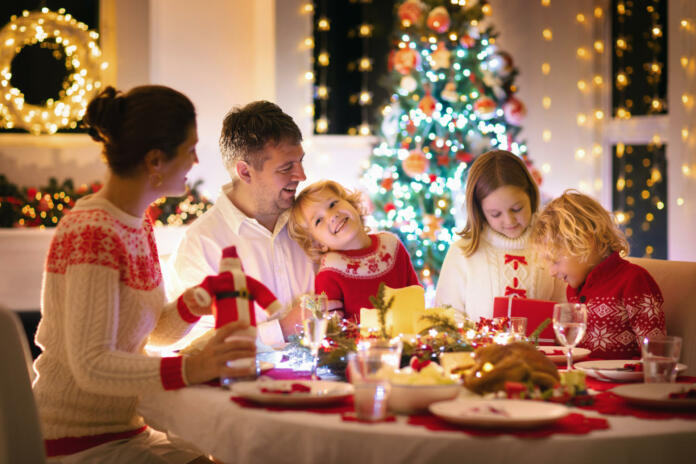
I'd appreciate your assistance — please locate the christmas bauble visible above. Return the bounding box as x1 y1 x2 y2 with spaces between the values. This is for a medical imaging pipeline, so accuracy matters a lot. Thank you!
503 96 526 125
418 94 437 116
473 96 497 119
431 42 450 70
427 6 450 33
402 150 430 177
392 48 419 75
398 0 424 25
440 81 458 103
488 51 514 78
460 34 476 48
400 75 418 93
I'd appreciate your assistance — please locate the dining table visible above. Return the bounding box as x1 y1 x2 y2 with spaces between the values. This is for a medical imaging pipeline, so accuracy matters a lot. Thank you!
138 358 696 464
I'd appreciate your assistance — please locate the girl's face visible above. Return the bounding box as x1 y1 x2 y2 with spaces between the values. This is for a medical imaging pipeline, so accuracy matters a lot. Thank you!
480 185 532 238
300 190 370 252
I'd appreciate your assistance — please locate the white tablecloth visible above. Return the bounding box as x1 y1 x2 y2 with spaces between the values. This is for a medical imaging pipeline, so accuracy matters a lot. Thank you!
138 385 696 464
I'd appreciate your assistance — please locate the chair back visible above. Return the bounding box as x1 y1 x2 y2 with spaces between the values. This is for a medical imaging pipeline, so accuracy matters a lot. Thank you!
627 258 696 375
0 307 46 463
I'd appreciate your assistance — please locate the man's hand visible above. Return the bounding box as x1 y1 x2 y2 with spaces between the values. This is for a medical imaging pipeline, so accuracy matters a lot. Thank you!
184 321 256 384
182 286 213 316
278 303 303 341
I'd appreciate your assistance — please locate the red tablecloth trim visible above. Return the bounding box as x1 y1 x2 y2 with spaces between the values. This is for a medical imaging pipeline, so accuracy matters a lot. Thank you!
230 395 354 414
407 412 608 438
577 391 696 420
341 412 397 423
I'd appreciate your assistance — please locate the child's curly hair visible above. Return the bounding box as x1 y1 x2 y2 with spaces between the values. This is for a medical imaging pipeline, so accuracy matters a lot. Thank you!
530 189 629 262
288 180 367 261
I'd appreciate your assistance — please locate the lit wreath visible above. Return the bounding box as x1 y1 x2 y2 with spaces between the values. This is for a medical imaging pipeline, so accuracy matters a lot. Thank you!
0 8 107 134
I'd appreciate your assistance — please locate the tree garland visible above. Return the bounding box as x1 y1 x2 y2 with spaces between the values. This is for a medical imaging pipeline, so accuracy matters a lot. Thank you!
0 8 106 134
0 175 212 228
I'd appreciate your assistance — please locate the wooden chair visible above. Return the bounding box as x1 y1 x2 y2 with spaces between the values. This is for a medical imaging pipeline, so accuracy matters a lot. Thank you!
627 258 696 376
0 307 46 463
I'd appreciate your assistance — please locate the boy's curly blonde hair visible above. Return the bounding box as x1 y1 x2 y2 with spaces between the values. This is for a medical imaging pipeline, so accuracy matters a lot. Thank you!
530 189 629 262
288 180 367 262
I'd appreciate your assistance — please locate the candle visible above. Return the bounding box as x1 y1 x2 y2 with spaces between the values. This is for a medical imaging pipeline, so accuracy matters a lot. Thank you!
360 285 426 336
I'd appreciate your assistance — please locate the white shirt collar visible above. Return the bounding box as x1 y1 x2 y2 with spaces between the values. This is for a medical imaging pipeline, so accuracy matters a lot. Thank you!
216 183 290 238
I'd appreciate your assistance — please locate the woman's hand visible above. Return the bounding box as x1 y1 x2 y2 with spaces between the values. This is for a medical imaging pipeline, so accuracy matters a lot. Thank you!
184 321 256 385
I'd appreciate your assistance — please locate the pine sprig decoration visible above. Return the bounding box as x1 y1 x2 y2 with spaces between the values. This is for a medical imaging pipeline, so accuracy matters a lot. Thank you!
368 282 395 340
418 313 460 336
528 318 551 345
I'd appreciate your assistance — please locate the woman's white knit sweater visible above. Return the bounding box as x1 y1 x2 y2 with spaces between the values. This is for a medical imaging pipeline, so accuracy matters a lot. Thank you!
32 195 199 441
434 225 566 322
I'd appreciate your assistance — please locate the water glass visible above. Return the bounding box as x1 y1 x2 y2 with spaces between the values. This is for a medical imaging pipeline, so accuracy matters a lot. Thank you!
356 337 403 370
509 317 528 341
641 335 682 383
347 350 394 421
552 303 588 370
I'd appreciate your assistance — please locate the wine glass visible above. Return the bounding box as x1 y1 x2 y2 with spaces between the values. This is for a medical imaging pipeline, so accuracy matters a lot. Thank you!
552 303 588 370
300 294 329 381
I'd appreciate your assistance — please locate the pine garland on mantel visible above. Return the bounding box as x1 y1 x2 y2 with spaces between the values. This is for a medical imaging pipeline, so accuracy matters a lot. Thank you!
0 174 212 228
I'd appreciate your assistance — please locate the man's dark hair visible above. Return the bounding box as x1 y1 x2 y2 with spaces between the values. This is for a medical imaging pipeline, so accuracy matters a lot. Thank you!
220 101 302 171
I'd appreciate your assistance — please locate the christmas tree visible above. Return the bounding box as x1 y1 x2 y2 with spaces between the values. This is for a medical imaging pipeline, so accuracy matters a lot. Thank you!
362 0 537 296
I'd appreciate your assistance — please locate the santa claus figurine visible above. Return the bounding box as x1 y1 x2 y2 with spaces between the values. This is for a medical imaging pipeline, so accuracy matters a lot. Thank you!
188 246 283 334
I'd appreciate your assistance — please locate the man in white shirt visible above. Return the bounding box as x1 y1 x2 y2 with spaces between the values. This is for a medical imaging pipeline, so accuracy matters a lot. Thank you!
166 101 315 347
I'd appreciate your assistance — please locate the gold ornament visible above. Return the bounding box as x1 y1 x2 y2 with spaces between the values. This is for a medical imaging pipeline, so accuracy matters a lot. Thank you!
402 150 429 177
0 9 107 134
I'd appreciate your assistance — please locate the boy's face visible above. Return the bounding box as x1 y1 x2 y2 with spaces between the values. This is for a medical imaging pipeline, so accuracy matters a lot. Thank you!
301 190 369 252
545 252 597 289
480 185 532 238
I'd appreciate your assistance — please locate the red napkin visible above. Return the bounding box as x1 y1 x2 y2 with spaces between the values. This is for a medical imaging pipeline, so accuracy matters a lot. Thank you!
577 392 696 420
586 375 696 393
407 412 608 438
230 396 353 414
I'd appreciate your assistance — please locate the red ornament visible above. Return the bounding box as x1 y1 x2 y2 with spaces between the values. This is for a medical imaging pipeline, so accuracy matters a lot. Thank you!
473 96 497 119
437 154 450 167
27 187 37 199
391 48 419 75
398 0 424 25
402 150 429 177
384 202 396 212
381 177 394 190
427 6 450 33
428 173 437 183
456 151 474 163
503 96 526 126
406 120 417 135
459 34 476 48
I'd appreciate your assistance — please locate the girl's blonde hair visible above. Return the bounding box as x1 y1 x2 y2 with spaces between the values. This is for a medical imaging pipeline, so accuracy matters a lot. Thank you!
288 180 367 261
530 189 629 262
459 150 540 256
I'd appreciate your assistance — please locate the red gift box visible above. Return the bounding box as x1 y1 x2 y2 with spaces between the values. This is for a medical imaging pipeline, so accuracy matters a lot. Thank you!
493 297 557 344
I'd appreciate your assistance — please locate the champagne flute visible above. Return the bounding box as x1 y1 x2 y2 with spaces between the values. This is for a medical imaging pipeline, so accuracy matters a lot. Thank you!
552 303 588 370
301 294 329 381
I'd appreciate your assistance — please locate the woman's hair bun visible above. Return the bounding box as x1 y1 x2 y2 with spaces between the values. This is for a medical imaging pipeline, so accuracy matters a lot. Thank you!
83 86 123 144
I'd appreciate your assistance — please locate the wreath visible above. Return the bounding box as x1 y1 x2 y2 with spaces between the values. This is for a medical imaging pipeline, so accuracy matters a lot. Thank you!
0 8 106 134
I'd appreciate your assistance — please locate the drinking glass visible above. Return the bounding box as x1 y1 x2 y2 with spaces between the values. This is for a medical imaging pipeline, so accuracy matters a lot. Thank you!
552 303 588 370
641 335 682 383
347 348 397 421
301 294 329 381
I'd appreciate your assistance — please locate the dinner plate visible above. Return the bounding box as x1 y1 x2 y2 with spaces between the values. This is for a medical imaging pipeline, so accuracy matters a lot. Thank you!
428 399 569 428
232 380 354 406
537 346 591 364
612 383 696 408
576 360 688 382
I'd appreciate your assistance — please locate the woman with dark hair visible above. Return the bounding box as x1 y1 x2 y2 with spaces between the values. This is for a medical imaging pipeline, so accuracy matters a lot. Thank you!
32 86 254 463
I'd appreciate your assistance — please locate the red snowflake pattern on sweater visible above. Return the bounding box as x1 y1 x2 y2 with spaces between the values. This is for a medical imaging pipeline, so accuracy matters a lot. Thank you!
46 208 162 291
567 252 665 359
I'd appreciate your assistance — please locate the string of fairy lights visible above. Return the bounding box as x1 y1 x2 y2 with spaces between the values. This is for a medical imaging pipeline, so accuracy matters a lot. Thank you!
678 3 696 196
302 0 374 135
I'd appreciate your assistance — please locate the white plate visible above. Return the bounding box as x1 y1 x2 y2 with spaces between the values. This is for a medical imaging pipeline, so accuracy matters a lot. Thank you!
576 360 688 382
429 399 569 428
232 380 353 406
612 383 696 408
537 346 591 364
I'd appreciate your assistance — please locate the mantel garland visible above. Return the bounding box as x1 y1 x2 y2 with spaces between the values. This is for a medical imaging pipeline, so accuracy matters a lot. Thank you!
0 175 212 228
0 8 107 134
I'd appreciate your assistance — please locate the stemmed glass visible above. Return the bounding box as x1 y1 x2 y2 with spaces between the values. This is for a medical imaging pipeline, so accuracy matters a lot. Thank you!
300 294 329 381
552 303 588 370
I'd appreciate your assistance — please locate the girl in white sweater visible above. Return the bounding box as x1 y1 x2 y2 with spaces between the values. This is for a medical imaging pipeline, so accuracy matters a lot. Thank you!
435 150 565 322
33 86 255 463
